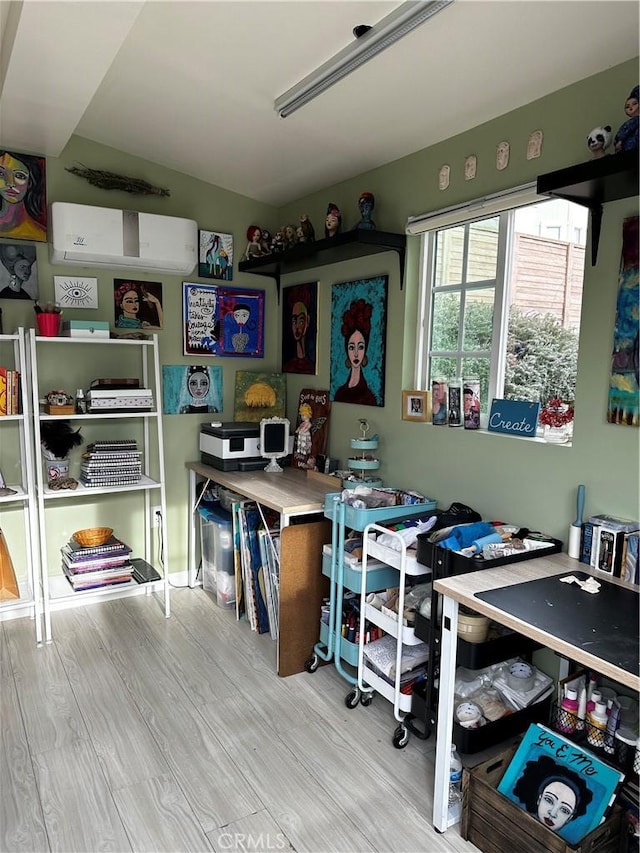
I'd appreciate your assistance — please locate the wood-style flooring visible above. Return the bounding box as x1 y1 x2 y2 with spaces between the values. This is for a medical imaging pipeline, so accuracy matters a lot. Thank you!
1 587 480 853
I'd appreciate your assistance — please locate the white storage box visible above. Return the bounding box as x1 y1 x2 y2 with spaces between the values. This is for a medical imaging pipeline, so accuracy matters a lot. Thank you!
62 320 110 339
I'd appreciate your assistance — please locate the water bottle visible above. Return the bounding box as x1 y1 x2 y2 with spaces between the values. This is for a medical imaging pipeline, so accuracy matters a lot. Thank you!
449 743 463 819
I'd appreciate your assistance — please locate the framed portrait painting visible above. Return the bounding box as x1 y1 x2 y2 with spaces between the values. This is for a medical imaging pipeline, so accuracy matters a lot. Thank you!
402 390 431 422
113 279 163 331
183 283 265 357
162 364 222 414
330 275 388 407
198 229 233 281
0 150 47 242
281 281 318 375
0 242 38 300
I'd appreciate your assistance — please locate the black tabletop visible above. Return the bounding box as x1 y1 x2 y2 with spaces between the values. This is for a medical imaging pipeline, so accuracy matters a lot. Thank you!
475 571 639 677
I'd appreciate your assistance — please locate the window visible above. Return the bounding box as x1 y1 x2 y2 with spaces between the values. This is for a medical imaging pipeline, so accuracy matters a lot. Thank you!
414 193 587 429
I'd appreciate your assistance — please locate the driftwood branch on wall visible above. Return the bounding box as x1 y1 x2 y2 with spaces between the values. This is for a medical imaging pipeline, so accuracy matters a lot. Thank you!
65 164 170 197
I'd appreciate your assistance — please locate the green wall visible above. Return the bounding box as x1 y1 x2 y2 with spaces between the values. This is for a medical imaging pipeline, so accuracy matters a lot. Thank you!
278 58 640 542
1 58 638 585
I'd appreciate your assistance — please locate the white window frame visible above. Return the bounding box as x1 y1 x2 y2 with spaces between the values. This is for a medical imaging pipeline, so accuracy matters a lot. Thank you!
409 182 544 407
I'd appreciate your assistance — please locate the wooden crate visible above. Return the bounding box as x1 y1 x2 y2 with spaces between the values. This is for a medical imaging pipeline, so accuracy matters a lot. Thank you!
461 746 622 853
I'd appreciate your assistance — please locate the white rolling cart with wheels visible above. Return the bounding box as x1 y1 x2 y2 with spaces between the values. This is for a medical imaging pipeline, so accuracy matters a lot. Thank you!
358 523 433 748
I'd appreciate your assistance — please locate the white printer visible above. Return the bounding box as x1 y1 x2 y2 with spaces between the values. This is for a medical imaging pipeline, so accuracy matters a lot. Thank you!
199 422 261 471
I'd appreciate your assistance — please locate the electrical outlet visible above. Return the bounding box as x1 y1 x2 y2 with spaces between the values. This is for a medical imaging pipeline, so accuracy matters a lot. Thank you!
152 506 162 527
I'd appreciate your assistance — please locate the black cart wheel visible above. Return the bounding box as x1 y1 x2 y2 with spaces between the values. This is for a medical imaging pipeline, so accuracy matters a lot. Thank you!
393 724 410 749
304 654 319 673
360 692 374 707
345 688 360 709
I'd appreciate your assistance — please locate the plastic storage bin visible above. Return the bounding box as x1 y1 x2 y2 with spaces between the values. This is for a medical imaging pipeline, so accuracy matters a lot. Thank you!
198 502 235 608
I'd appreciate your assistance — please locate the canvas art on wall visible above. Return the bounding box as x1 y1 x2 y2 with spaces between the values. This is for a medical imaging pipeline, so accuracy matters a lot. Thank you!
54 276 98 309
198 229 233 280
330 275 388 407
497 723 624 846
0 242 38 300
607 214 639 426
113 279 163 330
282 281 318 374
183 283 264 357
234 371 285 422
162 364 222 414
0 150 47 242
292 388 330 470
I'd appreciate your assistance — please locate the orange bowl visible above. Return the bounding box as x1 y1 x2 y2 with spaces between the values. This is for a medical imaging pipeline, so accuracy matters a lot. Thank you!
72 527 113 547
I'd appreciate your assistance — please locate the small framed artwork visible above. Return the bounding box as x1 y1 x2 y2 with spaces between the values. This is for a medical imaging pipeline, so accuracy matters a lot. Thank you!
0 243 38 300
402 390 431 422
282 281 318 374
234 371 286 422
182 283 265 357
198 229 233 280
113 279 163 330
54 276 98 309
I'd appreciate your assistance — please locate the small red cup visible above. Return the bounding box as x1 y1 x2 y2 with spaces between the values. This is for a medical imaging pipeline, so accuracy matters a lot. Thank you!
36 313 61 336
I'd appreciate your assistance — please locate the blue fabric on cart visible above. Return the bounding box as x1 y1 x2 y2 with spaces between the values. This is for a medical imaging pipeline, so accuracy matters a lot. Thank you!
438 522 495 551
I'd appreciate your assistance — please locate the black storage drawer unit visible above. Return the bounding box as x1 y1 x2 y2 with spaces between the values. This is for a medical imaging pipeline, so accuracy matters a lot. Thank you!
410 683 552 754
416 534 563 576
414 611 542 667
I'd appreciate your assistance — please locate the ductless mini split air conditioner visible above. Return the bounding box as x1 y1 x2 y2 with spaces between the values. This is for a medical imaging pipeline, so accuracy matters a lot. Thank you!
50 202 198 274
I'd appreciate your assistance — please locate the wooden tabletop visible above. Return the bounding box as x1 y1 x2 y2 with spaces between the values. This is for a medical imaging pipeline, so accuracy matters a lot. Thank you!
186 462 337 517
434 553 639 692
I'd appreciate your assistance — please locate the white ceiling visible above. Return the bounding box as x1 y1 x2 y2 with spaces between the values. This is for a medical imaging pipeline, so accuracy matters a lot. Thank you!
1 0 638 207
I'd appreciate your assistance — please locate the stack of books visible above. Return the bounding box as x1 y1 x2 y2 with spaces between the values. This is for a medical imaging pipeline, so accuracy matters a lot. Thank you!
80 440 143 487
0 367 21 415
61 535 133 591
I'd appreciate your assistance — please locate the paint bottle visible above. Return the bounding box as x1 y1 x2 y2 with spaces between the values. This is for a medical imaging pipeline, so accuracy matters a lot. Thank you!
576 682 587 731
586 688 602 718
603 699 621 754
587 700 608 748
559 687 579 733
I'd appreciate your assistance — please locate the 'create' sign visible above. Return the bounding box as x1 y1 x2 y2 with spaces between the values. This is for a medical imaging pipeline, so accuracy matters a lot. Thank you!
488 399 540 437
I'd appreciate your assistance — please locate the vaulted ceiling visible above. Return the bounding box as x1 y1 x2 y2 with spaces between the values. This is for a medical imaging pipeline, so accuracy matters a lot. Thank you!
1 1 638 206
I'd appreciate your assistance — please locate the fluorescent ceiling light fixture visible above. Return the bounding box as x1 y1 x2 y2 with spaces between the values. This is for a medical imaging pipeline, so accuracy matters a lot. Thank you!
274 0 454 118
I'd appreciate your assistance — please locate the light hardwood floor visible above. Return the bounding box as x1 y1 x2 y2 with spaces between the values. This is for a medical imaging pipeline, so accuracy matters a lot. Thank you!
1 587 480 853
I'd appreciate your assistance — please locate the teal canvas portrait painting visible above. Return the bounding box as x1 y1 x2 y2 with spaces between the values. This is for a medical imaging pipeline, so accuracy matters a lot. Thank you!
330 275 388 407
497 723 624 846
162 365 222 414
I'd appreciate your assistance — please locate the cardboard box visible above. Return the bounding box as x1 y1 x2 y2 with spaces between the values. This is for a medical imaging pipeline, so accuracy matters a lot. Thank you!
461 746 621 853
62 320 110 339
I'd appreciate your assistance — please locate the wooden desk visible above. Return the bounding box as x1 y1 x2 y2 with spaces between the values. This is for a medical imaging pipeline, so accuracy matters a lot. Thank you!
431 554 640 833
186 462 336 677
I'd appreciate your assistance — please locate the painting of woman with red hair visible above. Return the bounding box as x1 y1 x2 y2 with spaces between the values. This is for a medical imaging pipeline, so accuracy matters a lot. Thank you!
330 276 388 407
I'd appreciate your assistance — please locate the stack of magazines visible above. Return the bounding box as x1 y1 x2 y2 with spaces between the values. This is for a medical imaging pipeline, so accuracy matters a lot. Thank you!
61 534 133 591
80 440 142 487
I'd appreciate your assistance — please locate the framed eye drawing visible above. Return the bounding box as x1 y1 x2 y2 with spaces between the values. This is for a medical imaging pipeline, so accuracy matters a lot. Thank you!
54 276 98 309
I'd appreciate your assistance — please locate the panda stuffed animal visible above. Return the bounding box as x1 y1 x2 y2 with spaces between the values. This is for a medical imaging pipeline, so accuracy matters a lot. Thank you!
586 125 612 158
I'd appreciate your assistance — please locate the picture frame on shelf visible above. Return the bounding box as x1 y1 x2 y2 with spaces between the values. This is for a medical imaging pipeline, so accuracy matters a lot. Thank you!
402 389 430 422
